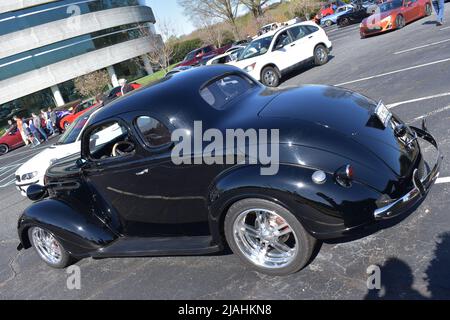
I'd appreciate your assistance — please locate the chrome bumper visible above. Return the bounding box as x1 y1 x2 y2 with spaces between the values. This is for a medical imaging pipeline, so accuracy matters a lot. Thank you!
374 125 442 220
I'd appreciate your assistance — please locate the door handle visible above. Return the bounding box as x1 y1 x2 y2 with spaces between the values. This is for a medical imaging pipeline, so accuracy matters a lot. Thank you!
308 35 313 39
135 169 149 176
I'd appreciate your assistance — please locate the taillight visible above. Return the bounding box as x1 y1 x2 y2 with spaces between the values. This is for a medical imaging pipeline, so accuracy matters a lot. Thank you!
335 164 353 187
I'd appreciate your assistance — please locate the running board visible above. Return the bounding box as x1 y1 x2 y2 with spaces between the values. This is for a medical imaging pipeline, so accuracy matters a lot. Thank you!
91 236 221 258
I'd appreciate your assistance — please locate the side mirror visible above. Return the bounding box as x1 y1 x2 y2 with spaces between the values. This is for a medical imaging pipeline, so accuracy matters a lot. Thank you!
27 184 48 201
76 158 88 169
275 43 285 50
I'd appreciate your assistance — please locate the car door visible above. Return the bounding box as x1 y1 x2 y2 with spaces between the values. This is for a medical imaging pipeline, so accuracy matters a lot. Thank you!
269 30 296 71
287 25 318 62
82 114 215 238
400 0 418 21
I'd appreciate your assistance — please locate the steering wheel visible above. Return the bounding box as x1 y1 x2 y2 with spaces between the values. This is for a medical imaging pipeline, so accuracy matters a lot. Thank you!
112 141 135 157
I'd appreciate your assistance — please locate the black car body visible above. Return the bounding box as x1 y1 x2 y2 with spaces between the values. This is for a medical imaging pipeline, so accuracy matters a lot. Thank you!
17 66 441 275
337 5 372 27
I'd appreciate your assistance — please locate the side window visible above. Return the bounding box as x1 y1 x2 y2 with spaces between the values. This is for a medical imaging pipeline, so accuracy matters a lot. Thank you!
200 74 255 110
274 30 292 49
88 121 135 160
289 26 307 41
305 25 319 34
204 46 213 54
136 116 171 148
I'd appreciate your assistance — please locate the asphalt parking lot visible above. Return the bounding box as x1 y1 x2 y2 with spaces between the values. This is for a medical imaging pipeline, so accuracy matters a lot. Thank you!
1 7 450 299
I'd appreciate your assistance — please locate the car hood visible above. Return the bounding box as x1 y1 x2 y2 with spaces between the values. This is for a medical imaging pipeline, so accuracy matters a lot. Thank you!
258 85 419 178
16 142 80 177
362 12 394 25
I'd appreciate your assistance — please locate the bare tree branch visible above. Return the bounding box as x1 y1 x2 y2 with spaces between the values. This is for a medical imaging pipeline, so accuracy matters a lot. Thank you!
178 0 241 40
240 0 271 18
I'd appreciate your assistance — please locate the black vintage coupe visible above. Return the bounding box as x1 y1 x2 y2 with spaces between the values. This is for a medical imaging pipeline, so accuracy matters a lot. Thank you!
17 66 441 276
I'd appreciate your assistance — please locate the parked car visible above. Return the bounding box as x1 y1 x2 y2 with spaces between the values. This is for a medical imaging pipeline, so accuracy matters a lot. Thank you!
337 3 373 27
178 44 233 67
360 0 432 38
206 46 246 65
17 65 441 275
321 4 355 27
164 66 195 77
231 22 332 87
58 98 99 130
102 82 142 106
314 0 347 23
0 124 25 156
258 23 281 35
15 107 100 196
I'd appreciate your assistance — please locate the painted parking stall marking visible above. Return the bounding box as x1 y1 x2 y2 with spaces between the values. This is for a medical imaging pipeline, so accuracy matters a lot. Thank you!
0 162 24 188
393 38 450 55
336 57 450 86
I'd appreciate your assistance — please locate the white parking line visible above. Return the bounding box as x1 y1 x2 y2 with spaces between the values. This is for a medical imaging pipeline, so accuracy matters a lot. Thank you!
437 177 450 184
393 38 450 55
336 57 450 86
441 26 450 31
387 92 450 108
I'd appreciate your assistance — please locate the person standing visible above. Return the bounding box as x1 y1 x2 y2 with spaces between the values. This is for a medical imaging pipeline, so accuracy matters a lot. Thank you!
13 115 29 146
433 0 445 26
41 109 54 136
31 112 47 142
28 119 41 146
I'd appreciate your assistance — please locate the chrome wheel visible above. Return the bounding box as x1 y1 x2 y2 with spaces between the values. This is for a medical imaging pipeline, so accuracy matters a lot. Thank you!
316 47 327 64
30 227 63 265
262 69 278 87
233 208 298 269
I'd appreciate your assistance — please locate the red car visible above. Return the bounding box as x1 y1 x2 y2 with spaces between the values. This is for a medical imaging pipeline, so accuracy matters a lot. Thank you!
59 98 99 130
360 0 432 38
178 44 232 67
0 125 25 155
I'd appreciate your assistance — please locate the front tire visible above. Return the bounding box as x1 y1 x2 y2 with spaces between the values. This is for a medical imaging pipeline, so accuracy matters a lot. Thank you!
224 198 317 276
28 226 73 268
396 15 405 29
261 66 280 87
0 144 9 155
325 20 332 27
314 44 329 66
425 3 432 16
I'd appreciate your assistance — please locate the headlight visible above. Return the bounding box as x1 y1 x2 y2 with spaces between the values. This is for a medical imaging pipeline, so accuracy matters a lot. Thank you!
22 171 38 181
244 63 256 73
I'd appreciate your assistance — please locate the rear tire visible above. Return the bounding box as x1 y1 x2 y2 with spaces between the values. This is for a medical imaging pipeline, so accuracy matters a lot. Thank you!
28 226 74 269
325 20 333 27
261 66 280 87
224 198 317 276
314 44 329 66
396 15 405 29
339 17 350 27
0 144 9 155
425 3 432 16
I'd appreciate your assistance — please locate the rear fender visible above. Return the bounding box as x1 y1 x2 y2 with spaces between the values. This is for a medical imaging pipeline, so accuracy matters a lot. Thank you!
207 164 381 240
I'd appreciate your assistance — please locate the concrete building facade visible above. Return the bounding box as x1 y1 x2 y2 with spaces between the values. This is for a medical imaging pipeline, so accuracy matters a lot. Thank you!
0 0 158 127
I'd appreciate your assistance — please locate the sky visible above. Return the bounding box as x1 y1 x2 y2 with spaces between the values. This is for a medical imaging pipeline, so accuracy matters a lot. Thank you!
143 0 196 36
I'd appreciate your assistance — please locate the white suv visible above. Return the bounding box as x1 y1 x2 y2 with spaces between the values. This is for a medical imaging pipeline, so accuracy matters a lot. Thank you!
231 22 332 87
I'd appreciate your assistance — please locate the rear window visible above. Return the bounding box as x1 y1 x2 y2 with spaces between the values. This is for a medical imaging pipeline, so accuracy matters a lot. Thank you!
200 75 255 110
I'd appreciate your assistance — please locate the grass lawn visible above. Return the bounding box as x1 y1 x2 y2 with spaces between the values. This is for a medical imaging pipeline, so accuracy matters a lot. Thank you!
135 64 178 86
0 128 5 136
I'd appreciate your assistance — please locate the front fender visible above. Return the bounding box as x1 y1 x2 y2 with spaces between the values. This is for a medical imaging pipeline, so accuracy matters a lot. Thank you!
208 164 382 240
18 199 117 257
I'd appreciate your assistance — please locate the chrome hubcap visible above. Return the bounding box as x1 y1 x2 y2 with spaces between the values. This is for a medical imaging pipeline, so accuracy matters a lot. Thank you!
263 70 276 86
317 48 326 63
31 227 62 265
233 209 298 269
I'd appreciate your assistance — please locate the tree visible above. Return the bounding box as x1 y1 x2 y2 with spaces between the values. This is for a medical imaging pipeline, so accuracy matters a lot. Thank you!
240 0 270 19
74 70 110 98
138 19 178 74
178 0 241 40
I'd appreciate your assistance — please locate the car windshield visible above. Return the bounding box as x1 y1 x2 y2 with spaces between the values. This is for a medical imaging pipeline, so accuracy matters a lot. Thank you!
184 50 199 61
57 108 96 145
238 36 273 60
379 0 403 12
